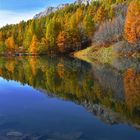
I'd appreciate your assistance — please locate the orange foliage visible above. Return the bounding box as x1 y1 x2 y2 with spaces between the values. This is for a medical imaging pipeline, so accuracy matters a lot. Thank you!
5 36 15 52
94 6 107 23
124 0 140 43
29 35 38 54
5 60 15 73
56 58 65 78
56 31 65 53
124 68 140 111
0 69 2 75
29 57 37 76
57 63 64 78
0 32 3 41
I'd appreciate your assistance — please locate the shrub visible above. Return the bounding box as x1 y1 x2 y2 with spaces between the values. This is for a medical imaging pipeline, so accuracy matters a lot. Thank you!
93 16 125 46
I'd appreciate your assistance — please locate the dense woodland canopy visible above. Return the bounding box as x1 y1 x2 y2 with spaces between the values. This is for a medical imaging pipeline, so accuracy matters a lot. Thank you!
0 0 140 56
0 0 129 55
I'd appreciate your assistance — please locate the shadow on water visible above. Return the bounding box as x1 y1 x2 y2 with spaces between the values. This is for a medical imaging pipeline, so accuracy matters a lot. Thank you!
0 56 140 139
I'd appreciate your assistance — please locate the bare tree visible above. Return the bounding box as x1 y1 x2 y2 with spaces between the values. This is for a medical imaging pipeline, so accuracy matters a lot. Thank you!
93 15 125 46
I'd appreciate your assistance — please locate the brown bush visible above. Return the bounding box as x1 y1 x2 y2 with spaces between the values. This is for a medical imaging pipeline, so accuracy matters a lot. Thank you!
93 16 125 46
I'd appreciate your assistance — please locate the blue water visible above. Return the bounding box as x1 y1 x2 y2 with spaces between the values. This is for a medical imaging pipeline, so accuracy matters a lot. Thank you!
0 77 140 140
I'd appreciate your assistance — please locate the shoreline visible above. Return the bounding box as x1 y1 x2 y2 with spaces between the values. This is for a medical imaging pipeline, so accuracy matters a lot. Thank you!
74 41 140 65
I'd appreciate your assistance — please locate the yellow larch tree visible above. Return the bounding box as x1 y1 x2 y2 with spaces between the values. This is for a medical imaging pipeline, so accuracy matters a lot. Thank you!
124 0 140 43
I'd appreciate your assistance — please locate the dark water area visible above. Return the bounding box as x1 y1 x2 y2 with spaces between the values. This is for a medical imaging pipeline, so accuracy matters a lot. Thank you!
0 56 140 140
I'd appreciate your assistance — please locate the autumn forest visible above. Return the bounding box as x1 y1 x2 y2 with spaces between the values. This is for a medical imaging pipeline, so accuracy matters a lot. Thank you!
0 0 140 139
1 0 139 56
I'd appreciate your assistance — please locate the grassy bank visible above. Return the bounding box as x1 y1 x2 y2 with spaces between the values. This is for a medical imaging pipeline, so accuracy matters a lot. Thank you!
74 40 140 65
74 44 117 64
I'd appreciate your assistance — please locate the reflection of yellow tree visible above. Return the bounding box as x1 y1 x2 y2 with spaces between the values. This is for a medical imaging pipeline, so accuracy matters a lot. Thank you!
56 58 65 79
124 69 140 112
5 60 15 74
29 57 37 76
57 63 64 79
0 69 3 75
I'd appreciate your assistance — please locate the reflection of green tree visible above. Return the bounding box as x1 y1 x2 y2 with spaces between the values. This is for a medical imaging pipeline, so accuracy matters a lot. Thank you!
0 56 140 126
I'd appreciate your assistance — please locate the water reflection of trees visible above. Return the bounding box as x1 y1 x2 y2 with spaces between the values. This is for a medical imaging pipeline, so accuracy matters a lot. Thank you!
0 56 140 128
124 69 140 114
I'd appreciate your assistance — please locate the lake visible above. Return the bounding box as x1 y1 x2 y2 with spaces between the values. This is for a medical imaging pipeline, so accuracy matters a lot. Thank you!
0 56 140 140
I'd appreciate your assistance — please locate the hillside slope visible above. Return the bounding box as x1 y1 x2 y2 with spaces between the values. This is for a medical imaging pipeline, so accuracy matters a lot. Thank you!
74 0 140 63
0 0 137 57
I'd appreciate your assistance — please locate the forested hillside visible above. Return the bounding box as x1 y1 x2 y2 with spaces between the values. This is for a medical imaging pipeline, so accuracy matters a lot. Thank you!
0 0 134 56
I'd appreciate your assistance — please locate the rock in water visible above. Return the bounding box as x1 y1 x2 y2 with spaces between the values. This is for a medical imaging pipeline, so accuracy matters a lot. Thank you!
6 131 23 137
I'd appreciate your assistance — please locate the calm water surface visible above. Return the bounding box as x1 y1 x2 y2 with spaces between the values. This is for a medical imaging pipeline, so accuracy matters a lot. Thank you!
0 56 140 140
